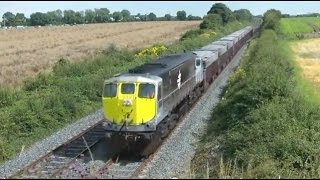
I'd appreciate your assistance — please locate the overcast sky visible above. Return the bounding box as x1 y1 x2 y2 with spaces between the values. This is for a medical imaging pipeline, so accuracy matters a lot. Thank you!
1 1 320 18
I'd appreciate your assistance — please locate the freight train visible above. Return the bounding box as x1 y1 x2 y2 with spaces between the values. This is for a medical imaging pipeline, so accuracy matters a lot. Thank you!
101 24 260 155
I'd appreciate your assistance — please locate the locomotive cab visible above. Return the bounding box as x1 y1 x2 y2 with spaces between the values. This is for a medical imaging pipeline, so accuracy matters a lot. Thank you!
102 74 163 134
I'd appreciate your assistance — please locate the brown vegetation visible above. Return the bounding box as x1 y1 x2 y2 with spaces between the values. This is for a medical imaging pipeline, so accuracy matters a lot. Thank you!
0 21 200 87
291 38 320 88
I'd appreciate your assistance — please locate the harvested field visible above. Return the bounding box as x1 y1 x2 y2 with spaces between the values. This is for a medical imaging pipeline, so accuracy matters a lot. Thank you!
291 38 320 88
0 21 201 87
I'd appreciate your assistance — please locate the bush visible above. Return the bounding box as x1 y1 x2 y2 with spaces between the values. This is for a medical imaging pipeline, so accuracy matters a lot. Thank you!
180 29 204 40
200 14 223 30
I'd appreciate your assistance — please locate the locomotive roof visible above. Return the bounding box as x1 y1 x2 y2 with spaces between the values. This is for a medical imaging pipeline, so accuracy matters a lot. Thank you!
128 52 196 76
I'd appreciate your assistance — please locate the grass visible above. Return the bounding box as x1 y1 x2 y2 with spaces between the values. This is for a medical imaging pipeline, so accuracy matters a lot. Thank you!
0 20 251 163
280 17 320 39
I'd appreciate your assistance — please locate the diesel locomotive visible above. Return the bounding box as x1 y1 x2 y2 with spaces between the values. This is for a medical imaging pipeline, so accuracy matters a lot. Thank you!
101 24 260 155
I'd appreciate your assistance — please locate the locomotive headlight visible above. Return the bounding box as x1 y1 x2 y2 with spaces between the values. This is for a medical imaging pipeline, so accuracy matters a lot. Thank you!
123 99 133 106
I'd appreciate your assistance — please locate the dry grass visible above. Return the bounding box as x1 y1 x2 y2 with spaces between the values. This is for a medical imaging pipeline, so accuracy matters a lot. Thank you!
291 38 320 89
0 21 201 87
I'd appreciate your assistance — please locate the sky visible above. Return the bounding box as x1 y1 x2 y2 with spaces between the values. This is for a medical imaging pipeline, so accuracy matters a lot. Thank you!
1 1 320 19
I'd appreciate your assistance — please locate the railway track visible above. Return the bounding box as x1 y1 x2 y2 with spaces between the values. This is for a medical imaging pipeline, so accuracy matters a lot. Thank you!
92 153 145 179
10 123 106 179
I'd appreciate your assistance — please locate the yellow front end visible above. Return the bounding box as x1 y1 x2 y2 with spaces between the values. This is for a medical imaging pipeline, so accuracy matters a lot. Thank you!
102 82 157 126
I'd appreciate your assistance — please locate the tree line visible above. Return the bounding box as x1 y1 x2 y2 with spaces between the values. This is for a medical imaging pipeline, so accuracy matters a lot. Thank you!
282 12 320 18
199 3 255 30
1 8 202 27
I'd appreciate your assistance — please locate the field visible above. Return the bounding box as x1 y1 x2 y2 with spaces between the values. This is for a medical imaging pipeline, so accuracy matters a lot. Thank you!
0 21 201 87
280 17 320 39
291 38 320 91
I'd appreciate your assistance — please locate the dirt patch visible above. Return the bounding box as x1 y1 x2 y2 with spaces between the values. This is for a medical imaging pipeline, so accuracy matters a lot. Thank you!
0 21 201 87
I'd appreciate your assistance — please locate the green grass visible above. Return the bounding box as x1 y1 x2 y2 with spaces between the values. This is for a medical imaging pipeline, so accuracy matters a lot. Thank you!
280 17 320 39
0 21 251 163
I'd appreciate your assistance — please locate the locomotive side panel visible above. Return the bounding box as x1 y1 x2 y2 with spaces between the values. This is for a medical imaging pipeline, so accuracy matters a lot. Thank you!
160 58 197 114
204 60 220 86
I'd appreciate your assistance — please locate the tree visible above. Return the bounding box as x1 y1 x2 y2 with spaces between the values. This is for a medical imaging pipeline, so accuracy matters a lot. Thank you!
15 13 26 26
95 8 110 23
281 14 290 18
63 10 77 24
75 11 85 24
147 12 157 21
121 9 131 21
2 12 15 26
46 10 63 25
187 15 202 21
164 14 172 21
263 9 282 31
30 12 49 26
176 10 187 21
138 14 147 21
207 3 235 24
113 11 123 22
233 9 253 22
85 9 96 23
200 14 223 30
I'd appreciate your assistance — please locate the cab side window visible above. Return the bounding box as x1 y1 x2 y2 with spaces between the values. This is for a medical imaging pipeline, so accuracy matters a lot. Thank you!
139 83 155 99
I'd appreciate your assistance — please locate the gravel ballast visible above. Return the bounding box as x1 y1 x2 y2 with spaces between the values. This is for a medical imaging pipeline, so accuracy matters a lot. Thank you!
139 44 249 179
0 110 104 179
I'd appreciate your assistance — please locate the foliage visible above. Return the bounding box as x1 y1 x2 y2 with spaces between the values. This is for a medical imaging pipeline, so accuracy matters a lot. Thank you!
207 3 236 25
2 11 16 26
200 14 223 30
262 9 282 31
180 29 205 40
177 10 187 21
147 12 157 21
233 9 253 22
85 9 96 23
187 15 202 21
201 3 253 32
121 9 131 21
30 12 49 26
134 44 168 58
112 11 122 22
1 7 202 27
95 8 110 23
164 14 172 21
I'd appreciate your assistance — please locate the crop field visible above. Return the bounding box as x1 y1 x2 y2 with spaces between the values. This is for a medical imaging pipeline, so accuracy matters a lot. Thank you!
280 17 320 38
291 38 320 90
0 21 201 88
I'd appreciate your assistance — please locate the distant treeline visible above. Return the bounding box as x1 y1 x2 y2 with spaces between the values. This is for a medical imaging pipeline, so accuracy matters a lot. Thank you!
0 9 202 27
282 13 320 18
